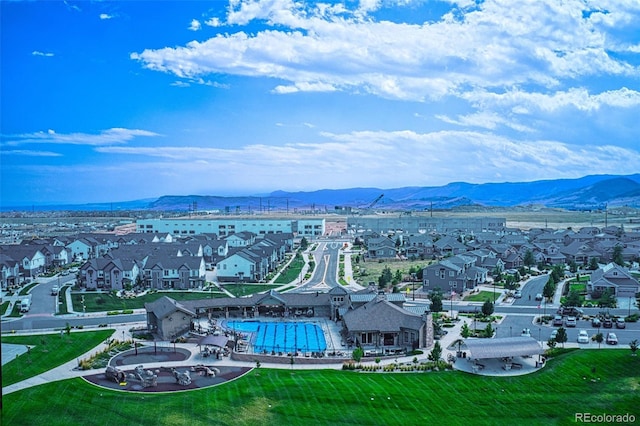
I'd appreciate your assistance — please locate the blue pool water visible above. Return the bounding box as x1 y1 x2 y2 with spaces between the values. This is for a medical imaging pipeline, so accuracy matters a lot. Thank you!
224 321 327 353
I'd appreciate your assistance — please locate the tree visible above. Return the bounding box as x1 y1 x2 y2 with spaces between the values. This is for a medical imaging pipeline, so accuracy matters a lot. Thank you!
482 299 494 317
555 327 568 348
523 249 535 271
493 266 503 283
613 245 625 266
460 323 471 339
568 260 578 274
300 237 309 250
629 339 638 356
428 341 442 361
352 347 364 362
551 264 565 283
542 278 555 300
588 257 600 270
547 338 557 349
484 323 494 338
393 269 402 285
564 290 582 308
430 291 443 312
598 289 616 308
593 332 604 349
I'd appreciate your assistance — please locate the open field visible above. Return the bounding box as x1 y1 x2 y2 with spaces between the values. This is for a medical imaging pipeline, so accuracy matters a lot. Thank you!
70 291 227 312
2 349 639 425
352 256 434 286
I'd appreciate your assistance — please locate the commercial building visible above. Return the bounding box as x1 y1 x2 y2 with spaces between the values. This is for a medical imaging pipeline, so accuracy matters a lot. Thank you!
136 218 325 238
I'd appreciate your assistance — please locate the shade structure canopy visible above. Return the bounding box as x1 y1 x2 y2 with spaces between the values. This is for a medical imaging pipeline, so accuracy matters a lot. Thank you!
198 335 229 349
463 336 543 360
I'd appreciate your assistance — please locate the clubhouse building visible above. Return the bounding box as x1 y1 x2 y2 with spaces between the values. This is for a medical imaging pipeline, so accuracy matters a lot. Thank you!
145 286 434 357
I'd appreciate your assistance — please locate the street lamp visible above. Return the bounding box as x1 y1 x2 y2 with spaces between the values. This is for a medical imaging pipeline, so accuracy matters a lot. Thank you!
122 330 125 343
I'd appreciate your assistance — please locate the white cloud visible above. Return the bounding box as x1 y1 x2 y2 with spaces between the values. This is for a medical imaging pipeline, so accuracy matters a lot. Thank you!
94 129 640 190
171 81 191 87
100 13 114 20
463 87 640 113
189 19 202 31
63 1 81 12
435 111 534 133
3 128 161 147
132 0 640 107
205 17 222 27
32 51 54 57
0 150 62 157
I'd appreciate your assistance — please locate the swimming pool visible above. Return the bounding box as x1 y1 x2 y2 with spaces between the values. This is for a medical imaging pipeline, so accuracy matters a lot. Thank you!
224 320 327 354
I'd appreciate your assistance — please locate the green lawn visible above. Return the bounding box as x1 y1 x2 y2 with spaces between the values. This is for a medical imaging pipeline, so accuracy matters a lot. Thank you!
1 329 115 387
221 284 282 297
70 291 227 312
2 349 638 425
463 291 497 302
274 255 305 284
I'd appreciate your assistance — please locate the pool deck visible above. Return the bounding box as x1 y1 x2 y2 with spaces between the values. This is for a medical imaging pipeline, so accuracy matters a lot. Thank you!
197 317 349 356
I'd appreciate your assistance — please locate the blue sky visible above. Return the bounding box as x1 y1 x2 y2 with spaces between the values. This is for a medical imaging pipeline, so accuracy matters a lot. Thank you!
1 0 640 206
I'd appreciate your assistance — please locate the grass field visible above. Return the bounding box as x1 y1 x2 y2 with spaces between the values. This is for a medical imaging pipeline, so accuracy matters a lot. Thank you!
2 348 638 425
353 257 434 286
70 291 227 312
1 329 114 387
221 284 282 297
463 291 497 302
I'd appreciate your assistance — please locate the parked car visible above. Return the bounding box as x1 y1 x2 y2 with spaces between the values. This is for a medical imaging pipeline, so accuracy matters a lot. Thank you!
603 317 613 328
553 315 563 326
535 293 543 301
549 329 558 341
513 290 522 299
565 316 577 327
591 317 601 328
577 330 589 343
558 306 584 318
615 318 626 329
606 332 618 345
51 285 59 296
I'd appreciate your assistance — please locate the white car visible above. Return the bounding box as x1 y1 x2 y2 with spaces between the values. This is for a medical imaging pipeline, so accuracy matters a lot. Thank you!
577 330 589 343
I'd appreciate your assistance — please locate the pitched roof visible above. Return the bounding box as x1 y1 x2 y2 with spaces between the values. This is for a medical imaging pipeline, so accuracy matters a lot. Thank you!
145 296 196 319
342 298 425 332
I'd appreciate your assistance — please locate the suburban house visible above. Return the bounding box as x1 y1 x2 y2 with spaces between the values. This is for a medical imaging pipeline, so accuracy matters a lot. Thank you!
365 236 397 259
403 233 435 259
144 255 206 290
0 245 46 279
421 259 467 294
587 262 640 298
0 254 21 289
82 257 141 291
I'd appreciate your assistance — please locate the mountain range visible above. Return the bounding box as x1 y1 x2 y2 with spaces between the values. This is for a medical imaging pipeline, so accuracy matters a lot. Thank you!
7 174 640 212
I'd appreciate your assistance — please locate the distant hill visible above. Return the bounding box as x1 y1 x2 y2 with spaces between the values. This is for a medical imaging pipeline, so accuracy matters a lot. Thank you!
7 174 640 212
142 174 640 212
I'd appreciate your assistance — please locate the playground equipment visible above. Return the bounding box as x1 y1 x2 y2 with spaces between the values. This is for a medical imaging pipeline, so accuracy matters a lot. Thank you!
171 367 192 386
105 366 126 383
126 365 157 388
